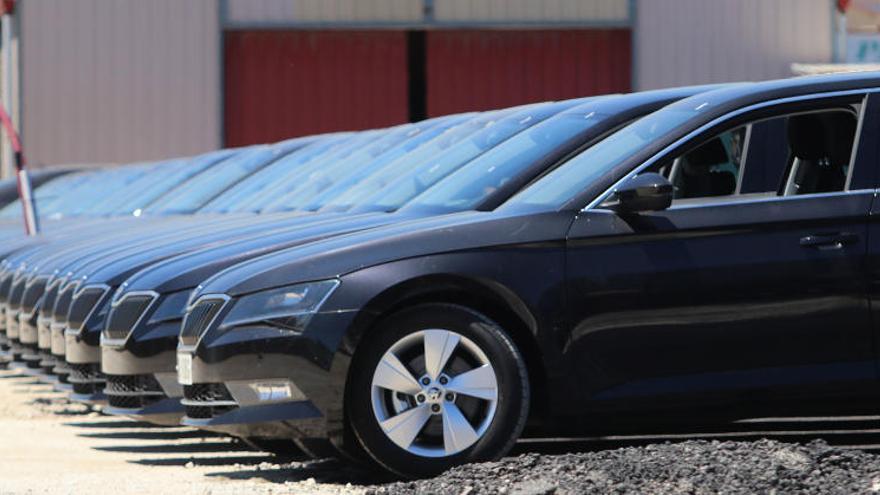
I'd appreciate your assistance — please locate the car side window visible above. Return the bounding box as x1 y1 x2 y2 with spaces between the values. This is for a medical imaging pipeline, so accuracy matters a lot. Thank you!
650 106 860 205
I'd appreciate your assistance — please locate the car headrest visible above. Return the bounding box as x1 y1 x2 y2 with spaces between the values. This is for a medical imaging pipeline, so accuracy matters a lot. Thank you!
787 113 828 160
682 137 729 175
826 112 856 167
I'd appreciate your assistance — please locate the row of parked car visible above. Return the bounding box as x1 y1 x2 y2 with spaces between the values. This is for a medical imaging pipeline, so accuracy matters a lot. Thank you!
0 72 876 478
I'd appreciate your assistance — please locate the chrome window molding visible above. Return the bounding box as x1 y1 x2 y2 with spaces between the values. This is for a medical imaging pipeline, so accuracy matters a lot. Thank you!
585 89 876 213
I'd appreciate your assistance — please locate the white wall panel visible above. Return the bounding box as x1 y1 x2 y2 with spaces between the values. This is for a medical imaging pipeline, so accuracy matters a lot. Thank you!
225 0 423 24
432 0 629 22
21 0 221 167
635 0 833 90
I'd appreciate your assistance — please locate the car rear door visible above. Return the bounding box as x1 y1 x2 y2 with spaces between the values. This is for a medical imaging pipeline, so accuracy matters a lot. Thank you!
563 91 880 415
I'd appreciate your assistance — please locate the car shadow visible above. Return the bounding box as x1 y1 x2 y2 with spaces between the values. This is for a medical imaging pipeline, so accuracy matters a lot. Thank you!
129 454 284 467
78 429 221 441
93 439 250 454
64 419 169 429
204 457 395 486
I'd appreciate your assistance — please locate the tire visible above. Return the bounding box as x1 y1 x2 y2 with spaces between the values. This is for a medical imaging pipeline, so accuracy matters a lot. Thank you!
347 303 529 478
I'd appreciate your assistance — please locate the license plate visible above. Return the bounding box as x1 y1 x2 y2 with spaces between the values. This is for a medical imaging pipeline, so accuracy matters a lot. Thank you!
177 353 193 385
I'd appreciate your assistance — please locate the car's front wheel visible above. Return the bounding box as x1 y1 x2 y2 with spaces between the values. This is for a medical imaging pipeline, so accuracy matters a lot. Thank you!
348 303 529 478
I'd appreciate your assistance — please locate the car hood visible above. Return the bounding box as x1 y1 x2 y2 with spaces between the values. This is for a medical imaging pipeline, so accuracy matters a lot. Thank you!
195 209 575 298
117 211 423 295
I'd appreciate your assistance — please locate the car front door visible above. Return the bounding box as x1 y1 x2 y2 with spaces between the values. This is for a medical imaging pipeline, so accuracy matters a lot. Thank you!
563 92 880 417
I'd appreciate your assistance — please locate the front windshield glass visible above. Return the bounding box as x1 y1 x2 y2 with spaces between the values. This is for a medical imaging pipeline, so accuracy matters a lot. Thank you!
400 108 607 213
82 158 191 216
144 140 303 215
0 170 103 218
503 105 707 210
363 104 579 213
198 134 350 213
236 130 383 213
259 118 449 212
299 114 473 211
318 111 511 212
62 164 157 216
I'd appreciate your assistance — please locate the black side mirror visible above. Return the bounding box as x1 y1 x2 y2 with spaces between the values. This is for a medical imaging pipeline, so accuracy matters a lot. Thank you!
602 172 673 213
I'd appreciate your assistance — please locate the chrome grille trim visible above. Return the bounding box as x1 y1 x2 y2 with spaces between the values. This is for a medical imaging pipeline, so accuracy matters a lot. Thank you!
178 295 229 350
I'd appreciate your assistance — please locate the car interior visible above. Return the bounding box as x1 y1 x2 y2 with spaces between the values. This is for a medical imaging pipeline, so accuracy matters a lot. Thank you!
657 107 859 205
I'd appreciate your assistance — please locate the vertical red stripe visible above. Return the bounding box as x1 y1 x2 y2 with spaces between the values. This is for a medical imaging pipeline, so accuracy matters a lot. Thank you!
224 30 408 147
426 29 632 116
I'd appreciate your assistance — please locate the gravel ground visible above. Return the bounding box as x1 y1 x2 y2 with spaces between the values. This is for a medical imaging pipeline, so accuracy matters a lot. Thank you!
374 440 880 494
5 367 880 495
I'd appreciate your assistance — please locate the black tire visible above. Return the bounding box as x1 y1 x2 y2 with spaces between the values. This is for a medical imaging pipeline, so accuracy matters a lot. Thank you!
347 303 530 478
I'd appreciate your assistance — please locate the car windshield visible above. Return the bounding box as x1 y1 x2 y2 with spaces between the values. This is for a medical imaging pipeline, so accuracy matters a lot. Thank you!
0 170 105 219
259 117 454 213
356 102 582 213
315 111 512 212
502 103 711 211
198 134 351 214
59 164 158 217
239 130 384 213
144 139 304 215
399 104 609 214
80 158 191 216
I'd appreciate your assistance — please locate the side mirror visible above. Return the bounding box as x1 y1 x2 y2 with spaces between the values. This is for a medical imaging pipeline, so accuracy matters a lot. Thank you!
603 173 673 213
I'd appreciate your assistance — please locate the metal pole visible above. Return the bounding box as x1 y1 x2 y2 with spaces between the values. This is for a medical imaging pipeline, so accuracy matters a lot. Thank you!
0 98 37 235
1 13 12 180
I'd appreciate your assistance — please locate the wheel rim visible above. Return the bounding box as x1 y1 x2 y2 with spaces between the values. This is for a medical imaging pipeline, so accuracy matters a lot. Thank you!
370 329 499 458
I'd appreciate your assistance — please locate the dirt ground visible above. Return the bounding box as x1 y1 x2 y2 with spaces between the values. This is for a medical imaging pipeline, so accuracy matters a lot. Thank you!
0 369 373 495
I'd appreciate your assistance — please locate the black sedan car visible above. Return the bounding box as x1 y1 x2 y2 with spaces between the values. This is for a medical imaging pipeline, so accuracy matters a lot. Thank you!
100 87 711 436
178 72 880 477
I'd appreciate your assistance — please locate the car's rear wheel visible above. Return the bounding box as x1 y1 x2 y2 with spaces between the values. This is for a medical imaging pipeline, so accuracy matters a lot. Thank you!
348 303 529 478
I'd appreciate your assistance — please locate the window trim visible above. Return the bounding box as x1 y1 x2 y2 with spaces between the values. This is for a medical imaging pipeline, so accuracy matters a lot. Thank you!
585 89 874 213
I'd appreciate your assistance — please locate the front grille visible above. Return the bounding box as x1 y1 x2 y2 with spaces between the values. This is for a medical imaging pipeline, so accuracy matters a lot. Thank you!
183 383 234 403
105 374 163 396
53 284 77 322
20 278 48 315
39 283 61 320
67 362 105 384
184 404 236 419
67 287 108 331
104 295 155 341
72 381 103 395
109 394 163 409
179 299 225 347
0 273 13 303
7 279 25 312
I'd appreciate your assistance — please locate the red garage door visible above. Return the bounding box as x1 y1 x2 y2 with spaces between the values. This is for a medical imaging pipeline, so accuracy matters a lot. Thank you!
426 30 631 117
224 31 409 147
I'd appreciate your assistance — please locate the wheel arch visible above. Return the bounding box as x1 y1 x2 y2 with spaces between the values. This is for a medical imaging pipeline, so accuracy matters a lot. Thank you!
342 273 550 420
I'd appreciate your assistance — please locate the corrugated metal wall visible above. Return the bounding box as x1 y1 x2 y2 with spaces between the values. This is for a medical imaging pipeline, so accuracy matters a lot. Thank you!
224 31 409 146
225 0 630 25
426 30 631 116
432 0 629 22
20 0 221 167
225 0 424 25
635 0 833 90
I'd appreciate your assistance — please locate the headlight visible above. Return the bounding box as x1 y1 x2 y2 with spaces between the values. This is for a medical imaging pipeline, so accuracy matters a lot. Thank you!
220 279 339 333
147 290 191 325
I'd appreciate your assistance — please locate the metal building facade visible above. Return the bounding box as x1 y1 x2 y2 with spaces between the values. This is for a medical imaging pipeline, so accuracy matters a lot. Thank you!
20 0 222 167
634 0 834 90
224 30 410 146
4 0 843 168
425 29 630 116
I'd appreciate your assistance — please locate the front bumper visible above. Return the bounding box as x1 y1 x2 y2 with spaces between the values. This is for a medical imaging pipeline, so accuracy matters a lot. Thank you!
180 310 357 450
102 371 183 425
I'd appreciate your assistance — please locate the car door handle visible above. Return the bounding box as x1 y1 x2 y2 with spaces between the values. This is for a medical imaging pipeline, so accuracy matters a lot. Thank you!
799 232 860 250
